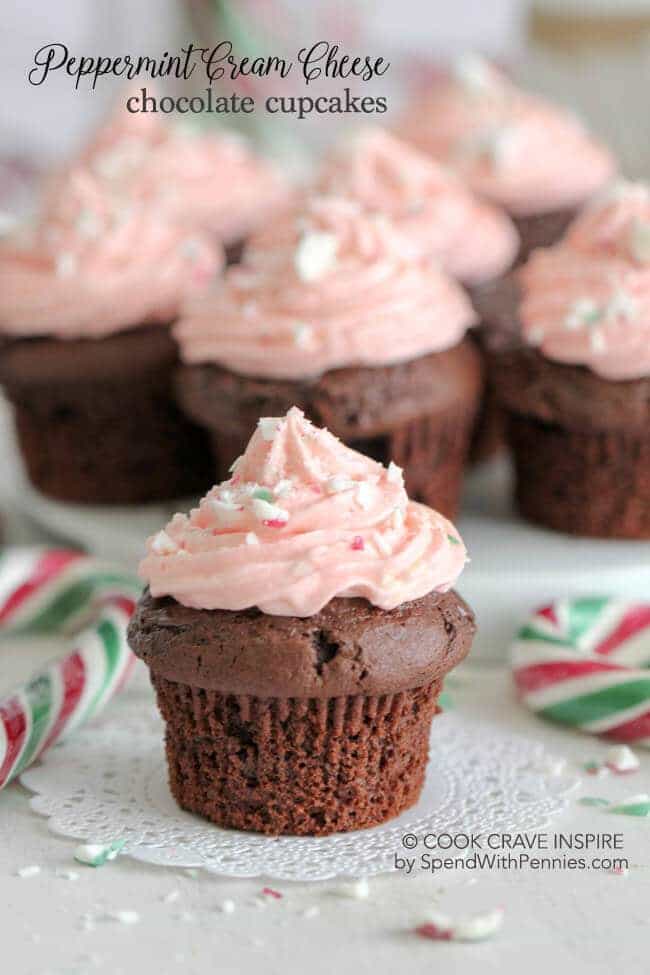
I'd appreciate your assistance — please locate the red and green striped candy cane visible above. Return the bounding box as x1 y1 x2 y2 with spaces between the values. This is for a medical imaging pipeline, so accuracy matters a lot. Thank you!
0 548 141 789
511 596 650 747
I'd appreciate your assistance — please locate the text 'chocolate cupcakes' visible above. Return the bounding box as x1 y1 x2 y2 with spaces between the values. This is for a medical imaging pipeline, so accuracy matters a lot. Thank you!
129 408 476 836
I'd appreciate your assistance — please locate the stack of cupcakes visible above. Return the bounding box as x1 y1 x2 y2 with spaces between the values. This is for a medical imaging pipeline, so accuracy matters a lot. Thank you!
489 182 650 539
174 194 481 518
129 407 475 835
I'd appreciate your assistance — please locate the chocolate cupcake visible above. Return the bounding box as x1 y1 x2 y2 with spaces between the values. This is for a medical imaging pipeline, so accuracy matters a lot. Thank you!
174 196 482 518
129 408 475 835
490 182 650 538
397 54 616 262
0 171 222 504
312 127 519 286
69 94 290 262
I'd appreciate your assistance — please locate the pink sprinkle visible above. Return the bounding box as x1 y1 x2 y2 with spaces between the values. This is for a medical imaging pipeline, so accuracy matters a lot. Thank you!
415 923 452 942
261 887 283 899
606 763 637 775
351 536 364 551
263 519 287 529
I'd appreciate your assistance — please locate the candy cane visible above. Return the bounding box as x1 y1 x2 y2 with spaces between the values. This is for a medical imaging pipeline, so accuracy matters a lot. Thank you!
511 597 650 747
0 548 141 789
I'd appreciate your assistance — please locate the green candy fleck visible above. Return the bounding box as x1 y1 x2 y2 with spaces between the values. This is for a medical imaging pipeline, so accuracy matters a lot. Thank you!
74 839 126 867
252 488 274 503
447 535 460 546
578 797 610 808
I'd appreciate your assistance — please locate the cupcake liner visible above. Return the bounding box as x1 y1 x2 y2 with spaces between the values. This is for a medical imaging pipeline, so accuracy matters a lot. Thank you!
152 673 441 836
508 412 650 539
1 330 213 504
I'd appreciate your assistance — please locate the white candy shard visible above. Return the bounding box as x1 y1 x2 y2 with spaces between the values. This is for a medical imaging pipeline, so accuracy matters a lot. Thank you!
258 417 282 442
605 745 640 773
245 532 260 546
386 461 403 486
209 498 242 525
294 231 339 282
326 475 354 494
219 899 236 914
107 910 140 925
293 322 313 347
420 907 504 942
17 865 41 878
356 482 372 510
151 530 178 556
333 877 370 900
251 497 289 524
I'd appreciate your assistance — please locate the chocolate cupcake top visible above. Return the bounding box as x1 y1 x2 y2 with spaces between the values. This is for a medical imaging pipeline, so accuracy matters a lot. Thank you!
174 195 476 379
139 407 468 617
313 127 518 284
397 54 615 217
0 170 221 340
66 92 291 245
519 182 650 380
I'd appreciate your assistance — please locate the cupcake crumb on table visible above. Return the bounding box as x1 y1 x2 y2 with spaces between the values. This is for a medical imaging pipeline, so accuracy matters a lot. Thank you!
128 407 475 836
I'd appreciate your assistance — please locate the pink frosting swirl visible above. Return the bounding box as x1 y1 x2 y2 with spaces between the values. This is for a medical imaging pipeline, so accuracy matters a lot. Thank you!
175 195 477 379
316 127 518 284
397 55 615 217
0 170 222 339
78 98 290 244
139 407 468 616
519 182 650 379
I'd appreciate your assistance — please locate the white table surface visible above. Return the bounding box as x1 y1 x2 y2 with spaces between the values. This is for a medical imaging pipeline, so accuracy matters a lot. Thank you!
2 456 650 974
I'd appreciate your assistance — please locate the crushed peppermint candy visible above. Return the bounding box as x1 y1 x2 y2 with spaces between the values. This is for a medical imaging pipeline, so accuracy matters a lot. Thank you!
294 231 339 282
332 878 370 900
356 482 372 510
416 906 504 943
219 899 236 914
609 793 650 817
293 322 313 347
252 497 289 525
16 865 41 879
151 530 178 556
274 479 293 497
74 839 125 867
605 745 640 774
326 475 354 494
564 298 602 331
386 461 403 485
261 887 283 899
351 536 365 551
258 417 282 442
245 532 260 546
252 487 275 503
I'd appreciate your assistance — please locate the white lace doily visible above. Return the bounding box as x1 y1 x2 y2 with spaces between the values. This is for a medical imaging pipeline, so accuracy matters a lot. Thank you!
20 683 577 881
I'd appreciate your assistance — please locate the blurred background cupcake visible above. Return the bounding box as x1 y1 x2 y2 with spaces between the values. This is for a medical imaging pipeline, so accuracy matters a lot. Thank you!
174 195 481 517
0 168 222 504
490 181 650 538
59 93 293 264
396 52 616 262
